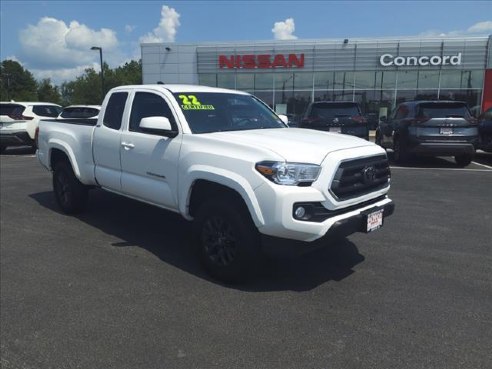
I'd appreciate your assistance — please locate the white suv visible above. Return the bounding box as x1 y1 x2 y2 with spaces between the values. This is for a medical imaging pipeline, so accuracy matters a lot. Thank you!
0 102 62 153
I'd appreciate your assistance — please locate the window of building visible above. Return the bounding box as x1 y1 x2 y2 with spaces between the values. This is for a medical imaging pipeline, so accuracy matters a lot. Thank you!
199 74 217 87
417 71 440 89
103 92 128 130
275 73 294 90
217 73 235 89
354 71 376 90
334 71 354 90
314 72 334 90
397 70 418 89
293 72 314 90
255 73 274 90
236 74 254 90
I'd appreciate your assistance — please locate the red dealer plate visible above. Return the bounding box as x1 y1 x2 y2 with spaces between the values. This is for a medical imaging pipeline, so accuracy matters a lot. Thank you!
366 209 384 232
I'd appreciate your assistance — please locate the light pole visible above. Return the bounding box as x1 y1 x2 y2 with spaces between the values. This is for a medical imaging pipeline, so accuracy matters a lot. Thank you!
91 46 105 100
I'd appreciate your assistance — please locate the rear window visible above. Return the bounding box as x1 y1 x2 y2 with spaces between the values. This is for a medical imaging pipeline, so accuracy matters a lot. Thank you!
60 107 100 118
0 104 24 116
418 103 471 119
32 105 62 117
310 103 360 119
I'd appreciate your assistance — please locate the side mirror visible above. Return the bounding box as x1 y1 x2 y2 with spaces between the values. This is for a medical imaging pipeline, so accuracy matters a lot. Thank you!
379 116 387 122
278 114 289 125
139 116 178 137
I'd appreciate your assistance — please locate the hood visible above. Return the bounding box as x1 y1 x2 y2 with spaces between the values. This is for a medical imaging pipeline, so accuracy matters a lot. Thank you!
209 128 373 164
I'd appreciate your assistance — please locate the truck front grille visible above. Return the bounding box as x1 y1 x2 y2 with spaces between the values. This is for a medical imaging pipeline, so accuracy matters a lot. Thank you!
330 155 390 201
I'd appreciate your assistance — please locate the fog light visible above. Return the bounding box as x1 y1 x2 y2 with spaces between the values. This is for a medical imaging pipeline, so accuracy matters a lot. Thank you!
294 206 306 219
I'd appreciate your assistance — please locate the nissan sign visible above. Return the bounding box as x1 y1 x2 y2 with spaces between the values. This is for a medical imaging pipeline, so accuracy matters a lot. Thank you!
219 54 304 69
380 53 462 67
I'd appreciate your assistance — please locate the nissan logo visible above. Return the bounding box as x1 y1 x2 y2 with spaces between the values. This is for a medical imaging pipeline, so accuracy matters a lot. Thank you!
363 166 376 184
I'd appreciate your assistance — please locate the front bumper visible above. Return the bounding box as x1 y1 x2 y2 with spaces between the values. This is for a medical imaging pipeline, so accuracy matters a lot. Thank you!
261 199 395 256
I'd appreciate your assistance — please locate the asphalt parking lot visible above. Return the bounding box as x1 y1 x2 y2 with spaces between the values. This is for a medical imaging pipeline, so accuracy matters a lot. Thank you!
1 150 491 369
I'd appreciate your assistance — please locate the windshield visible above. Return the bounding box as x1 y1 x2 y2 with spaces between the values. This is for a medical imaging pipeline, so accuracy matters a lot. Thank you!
173 93 285 133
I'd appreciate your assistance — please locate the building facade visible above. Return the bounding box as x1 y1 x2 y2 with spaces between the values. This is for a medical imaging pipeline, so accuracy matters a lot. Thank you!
141 36 492 120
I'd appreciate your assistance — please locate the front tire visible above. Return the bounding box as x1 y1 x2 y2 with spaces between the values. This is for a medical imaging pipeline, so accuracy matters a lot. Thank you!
193 197 261 283
53 160 88 214
455 154 473 167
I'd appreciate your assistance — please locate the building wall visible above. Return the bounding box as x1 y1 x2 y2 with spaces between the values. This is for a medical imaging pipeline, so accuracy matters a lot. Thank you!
142 36 491 118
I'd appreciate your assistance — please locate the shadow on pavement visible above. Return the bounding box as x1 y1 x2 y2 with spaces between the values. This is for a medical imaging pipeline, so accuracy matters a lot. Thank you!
1 146 36 155
387 149 492 169
30 188 364 292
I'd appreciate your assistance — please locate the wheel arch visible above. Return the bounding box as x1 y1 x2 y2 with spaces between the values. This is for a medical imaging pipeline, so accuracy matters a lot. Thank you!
181 169 265 228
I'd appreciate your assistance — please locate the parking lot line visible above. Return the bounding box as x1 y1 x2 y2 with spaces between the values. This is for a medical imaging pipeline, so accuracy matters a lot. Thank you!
471 161 492 169
390 166 492 172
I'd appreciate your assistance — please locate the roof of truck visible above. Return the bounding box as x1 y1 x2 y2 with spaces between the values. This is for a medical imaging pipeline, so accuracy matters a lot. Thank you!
110 84 250 95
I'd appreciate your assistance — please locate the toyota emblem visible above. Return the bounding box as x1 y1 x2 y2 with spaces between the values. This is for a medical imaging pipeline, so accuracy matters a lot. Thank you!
363 166 376 184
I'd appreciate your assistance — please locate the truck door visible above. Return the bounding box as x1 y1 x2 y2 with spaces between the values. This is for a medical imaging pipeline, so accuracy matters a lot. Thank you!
93 92 129 191
120 91 181 209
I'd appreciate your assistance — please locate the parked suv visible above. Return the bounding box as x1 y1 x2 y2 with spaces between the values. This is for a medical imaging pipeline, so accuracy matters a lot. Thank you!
300 101 369 140
477 107 492 152
375 101 478 166
0 102 61 152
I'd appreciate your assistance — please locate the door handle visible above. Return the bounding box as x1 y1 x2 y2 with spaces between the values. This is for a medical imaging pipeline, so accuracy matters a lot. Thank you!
121 142 135 150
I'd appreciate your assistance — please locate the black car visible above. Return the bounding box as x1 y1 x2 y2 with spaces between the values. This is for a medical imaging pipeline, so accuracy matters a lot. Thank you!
375 101 479 166
299 101 369 140
477 107 492 152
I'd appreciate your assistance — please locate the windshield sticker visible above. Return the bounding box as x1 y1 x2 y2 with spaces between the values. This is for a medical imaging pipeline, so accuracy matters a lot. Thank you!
179 94 215 110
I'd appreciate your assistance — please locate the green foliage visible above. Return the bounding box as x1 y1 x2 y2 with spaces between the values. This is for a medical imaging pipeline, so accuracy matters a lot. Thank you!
37 79 62 105
61 60 142 105
1 58 142 105
1 60 38 101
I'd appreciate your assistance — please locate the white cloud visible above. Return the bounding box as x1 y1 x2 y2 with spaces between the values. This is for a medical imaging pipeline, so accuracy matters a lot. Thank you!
139 5 181 43
272 18 298 40
17 17 122 84
31 64 98 84
419 20 492 37
125 24 136 33
467 21 492 33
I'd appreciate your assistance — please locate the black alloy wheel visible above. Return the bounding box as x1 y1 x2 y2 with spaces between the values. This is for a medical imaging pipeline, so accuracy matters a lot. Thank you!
193 197 261 283
202 215 237 267
53 161 88 214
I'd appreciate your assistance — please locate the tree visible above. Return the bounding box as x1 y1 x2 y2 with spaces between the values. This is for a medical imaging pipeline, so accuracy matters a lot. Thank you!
60 60 142 105
0 60 38 101
37 78 62 104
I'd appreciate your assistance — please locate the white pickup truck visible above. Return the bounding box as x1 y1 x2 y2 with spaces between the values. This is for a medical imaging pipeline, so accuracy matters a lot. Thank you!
38 84 394 281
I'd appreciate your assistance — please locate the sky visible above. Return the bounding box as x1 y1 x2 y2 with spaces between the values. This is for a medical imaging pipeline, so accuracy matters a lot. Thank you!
1 0 491 85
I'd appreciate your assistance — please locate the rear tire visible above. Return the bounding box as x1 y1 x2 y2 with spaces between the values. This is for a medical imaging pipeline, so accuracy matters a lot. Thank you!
455 154 473 167
375 131 383 147
193 197 262 283
393 137 409 164
53 160 88 214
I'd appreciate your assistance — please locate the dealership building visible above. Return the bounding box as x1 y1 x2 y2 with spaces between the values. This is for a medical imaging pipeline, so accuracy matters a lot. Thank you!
141 35 492 119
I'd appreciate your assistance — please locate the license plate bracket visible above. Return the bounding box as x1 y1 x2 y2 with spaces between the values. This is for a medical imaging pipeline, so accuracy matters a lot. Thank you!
365 208 384 233
440 127 453 135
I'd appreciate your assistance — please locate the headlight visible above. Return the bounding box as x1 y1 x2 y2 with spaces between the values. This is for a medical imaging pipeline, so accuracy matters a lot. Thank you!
255 161 321 186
